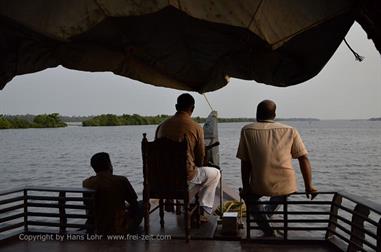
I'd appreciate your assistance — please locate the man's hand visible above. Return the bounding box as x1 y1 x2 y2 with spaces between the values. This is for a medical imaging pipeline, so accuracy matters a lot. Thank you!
305 185 318 200
239 187 248 200
298 155 317 200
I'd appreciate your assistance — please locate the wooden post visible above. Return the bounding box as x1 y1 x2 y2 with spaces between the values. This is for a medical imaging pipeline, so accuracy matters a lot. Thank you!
58 192 67 234
185 193 190 242
326 193 343 240
348 204 370 252
245 200 251 239
377 218 381 252
219 172 223 219
195 193 200 228
142 133 150 236
176 200 181 215
23 189 28 234
283 196 288 240
159 199 164 228
87 190 96 234
246 213 251 239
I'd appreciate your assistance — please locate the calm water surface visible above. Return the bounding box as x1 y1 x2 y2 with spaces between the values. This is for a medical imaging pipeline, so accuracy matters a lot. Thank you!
0 120 380 203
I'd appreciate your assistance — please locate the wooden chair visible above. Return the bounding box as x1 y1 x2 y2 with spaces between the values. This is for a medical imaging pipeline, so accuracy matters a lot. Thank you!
141 133 200 242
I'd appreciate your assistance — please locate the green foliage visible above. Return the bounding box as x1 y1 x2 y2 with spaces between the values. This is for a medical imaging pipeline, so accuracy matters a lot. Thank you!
82 114 171 127
0 116 12 129
0 113 67 129
9 118 34 128
33 113 67 128
193 116 205 123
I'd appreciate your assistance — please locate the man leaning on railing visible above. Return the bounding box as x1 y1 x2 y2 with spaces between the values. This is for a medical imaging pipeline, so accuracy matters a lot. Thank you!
237 99 318 237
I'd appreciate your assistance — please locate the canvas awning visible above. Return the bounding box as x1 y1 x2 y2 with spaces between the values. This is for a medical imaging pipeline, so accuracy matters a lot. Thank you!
0 0 380 92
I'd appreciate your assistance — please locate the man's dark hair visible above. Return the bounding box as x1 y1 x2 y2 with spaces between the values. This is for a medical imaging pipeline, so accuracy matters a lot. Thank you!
256 100 276 121
176 93 195 112
90 152 112 173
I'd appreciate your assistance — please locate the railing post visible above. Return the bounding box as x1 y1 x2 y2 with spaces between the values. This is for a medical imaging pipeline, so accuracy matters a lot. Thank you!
142 133 150 236
326 193 342 240
283 196 288 240
348 204 370 252
377 218 381 252
23 189 28 234
246 202 251 239
58 191 67 234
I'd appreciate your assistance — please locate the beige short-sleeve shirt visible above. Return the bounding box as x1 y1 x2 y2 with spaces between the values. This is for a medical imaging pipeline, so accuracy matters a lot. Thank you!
236 121 308 196
156 111 205 180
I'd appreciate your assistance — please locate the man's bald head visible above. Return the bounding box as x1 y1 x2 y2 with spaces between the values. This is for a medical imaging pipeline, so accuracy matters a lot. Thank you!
256 100 276 121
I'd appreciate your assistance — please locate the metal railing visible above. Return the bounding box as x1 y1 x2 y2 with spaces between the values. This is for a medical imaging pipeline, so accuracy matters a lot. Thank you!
245 191 381 252
0 186 95 240
1 186 380 251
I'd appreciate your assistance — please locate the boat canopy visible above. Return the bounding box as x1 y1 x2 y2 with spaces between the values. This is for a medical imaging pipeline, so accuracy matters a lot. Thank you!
0 0 380 92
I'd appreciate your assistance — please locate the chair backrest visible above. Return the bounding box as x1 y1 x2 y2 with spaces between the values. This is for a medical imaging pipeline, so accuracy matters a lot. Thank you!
142 134 189 199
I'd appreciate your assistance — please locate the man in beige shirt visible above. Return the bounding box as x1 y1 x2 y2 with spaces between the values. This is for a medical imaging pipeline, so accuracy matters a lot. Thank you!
237 100 317 236
156 93 220 215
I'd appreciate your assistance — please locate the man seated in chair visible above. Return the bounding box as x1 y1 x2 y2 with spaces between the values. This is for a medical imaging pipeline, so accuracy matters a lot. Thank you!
83 152 143 234
237 100 318 237
155 93 221 216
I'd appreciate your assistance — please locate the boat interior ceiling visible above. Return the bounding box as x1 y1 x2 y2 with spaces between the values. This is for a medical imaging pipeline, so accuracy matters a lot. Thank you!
0 0 380 92
1 1 381 251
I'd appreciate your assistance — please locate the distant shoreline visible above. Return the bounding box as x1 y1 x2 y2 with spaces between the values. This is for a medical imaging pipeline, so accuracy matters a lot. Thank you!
2 113 380 129
79 114 321 127
0 113 67 129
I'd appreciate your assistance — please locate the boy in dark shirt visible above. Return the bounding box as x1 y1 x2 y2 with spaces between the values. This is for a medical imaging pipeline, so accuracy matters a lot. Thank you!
83 152 143 234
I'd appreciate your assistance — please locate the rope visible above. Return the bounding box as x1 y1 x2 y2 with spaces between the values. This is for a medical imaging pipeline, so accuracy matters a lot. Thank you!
344 38 365 62
203 93 214 111
214 200 247 217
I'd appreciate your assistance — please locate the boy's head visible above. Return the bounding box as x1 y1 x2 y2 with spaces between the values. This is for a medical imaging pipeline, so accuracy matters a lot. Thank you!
90 152 113 173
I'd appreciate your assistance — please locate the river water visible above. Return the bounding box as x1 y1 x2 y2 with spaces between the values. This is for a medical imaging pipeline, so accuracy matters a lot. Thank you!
0 120 380 203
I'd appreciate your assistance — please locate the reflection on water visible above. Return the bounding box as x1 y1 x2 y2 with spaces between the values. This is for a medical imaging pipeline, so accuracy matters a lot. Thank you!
0 121 380 203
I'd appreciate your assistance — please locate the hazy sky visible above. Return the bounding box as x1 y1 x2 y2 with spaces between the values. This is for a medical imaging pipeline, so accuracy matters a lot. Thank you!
0 23 380 119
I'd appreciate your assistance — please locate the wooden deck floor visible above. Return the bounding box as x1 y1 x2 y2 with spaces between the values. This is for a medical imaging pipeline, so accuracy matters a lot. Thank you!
0 238 339 252
0 209 340 252
0 185 342 251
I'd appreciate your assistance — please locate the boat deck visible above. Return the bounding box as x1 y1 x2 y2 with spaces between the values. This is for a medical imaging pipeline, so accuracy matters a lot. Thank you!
0 239 338 252
1 186 380 251
0 209 339 252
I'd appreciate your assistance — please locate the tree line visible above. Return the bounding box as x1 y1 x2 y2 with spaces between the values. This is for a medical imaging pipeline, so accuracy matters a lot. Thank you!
0 113 67 129
81 114 264 126
82 114 174 126
1 113 322 129
81 114 320 126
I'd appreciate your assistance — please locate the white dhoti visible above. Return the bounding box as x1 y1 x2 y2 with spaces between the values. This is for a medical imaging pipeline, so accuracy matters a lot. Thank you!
189 166 221 213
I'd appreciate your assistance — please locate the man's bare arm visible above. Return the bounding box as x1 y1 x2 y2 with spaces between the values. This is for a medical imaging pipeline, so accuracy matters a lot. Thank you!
241 160 251 197
298 155 318 199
